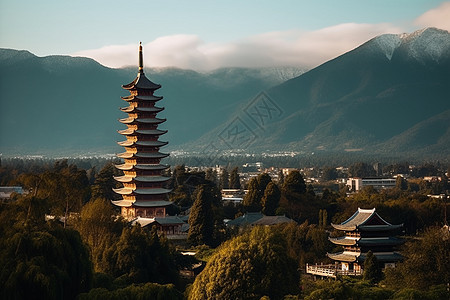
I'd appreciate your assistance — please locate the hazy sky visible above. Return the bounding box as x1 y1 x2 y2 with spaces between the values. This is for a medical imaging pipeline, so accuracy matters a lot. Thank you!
1 0 449 70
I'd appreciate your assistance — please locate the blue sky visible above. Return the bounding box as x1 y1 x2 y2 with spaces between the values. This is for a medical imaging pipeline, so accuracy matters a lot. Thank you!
1 0 449 70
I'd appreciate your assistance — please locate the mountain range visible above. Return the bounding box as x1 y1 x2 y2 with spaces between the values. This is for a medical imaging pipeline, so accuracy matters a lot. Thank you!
185 27 450 159
0 27 449 160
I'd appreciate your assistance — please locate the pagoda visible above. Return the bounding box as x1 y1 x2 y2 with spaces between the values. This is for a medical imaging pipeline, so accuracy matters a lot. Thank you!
327 208 403 273
112 43 172 219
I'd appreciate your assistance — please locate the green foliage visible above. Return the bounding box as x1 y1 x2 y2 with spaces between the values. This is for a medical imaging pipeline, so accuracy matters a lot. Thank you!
322 167 338 181
243 173 272 212
282 170 306 199
363 250 382 283
0 198 93 299
391 285 449 300
91 163 118 200
189 226 300 300
78 282 182 300
188 185 215 246
277 222 332 268
383 227 450 290
318 209 327 228
348 162 376 177
229 167 241 189
220 168 229 189
262 182 281 215
243 177 262 211
303 279 393 300
106 226 179 285
75 198 123 273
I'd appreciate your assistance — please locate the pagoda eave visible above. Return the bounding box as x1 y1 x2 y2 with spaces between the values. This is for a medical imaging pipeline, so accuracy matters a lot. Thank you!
122 73 161 91
113 175 171 183
120 106 164 113
117 129 168 136
328 236 357 246
120 95 164 102
118 117 166 125
331 223 357 231
117 140 168 147
116 152 169 159
327 252 358 262
115 163 170 171
113 187 172 195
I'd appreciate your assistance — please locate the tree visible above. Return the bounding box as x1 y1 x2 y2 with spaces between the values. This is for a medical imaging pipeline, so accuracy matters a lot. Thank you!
363 250 382 283
91 163 117 200
322 167 338 181
188 185 215 246
0 197 93 299
220 168 229 189
243 173 272 212
107 226 178 285
243 177 261 212
229 167 241 189
349 162 376 178
262 182 280 216
383 227 450 290
318 209 327 228
395 176 407 191
205 168 218 184
282 170 306 201
278 170 285 185
189 226 299 300
76 198 123 273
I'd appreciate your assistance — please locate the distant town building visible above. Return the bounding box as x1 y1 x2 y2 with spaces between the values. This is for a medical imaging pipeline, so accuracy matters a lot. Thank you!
111 44 174 235
346 178 396 191
221 188 244 205
0 186 24 201
131 216 187 239
226 212 295 227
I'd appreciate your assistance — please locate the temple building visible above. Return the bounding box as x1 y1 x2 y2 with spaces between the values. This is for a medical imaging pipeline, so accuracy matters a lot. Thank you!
328 208 403 272
111 43 172 220
307 208 403 278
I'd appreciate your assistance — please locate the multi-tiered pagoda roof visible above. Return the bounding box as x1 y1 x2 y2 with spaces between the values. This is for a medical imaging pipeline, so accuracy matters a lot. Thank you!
111 43 172 219
328 208 403 266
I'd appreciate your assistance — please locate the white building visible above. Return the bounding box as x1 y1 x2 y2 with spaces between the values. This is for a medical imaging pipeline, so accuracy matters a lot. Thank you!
346 178 396 191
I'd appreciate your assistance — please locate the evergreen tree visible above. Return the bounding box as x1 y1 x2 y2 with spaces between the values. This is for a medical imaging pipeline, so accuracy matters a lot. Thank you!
278 170 285 185
282 170 306 201
188 185 215 246
322 167 338 181
262 182 280 216
395 176 407 190
0 196 93 299
205 168 217 183
91 163 116 200
322 209 327 228
229 167 241 189
257 173 272 194
243 177 261 212
363 250 382 283
220 168 229 189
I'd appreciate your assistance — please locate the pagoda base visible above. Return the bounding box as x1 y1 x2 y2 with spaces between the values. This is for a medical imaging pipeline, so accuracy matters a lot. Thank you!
121 206 166 219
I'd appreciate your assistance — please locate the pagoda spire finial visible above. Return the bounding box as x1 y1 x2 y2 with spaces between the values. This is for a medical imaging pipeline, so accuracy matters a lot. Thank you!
139 42 144 74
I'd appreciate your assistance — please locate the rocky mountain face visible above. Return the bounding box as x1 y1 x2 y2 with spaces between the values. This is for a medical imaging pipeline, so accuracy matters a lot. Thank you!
1 28 448 159
184 28 450 159
0 49 304 156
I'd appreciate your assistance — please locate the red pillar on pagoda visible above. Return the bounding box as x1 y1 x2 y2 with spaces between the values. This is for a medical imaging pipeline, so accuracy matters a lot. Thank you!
112 43 172 219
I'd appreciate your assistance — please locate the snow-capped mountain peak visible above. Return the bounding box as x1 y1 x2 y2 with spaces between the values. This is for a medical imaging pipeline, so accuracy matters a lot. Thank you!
371 27 450 63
